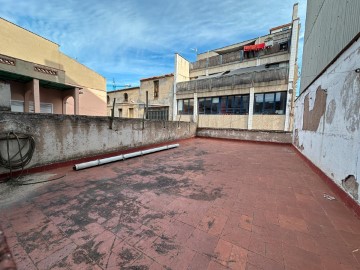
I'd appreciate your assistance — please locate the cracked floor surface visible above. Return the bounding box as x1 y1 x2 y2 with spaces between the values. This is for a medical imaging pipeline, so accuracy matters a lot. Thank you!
1 138 360 269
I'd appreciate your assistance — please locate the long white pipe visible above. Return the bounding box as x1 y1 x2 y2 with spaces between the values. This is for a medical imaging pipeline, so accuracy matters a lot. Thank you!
73 144 179 171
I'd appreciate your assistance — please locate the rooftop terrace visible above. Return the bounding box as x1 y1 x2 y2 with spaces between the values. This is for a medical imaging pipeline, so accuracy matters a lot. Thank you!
1 138 359 269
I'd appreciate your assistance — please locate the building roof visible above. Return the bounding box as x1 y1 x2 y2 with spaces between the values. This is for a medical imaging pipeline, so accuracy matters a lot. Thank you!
140 73 173 82
107 86 140 93
269 23 292 32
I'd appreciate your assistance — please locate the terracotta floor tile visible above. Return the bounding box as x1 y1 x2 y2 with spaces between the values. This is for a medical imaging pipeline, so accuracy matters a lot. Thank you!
2 138 360 269
247 250 284 270
283 243 323 270
186 228 219 255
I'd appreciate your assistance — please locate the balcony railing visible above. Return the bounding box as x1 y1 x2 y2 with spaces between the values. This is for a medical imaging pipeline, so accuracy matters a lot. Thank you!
190 30 291 71
177 67 289 93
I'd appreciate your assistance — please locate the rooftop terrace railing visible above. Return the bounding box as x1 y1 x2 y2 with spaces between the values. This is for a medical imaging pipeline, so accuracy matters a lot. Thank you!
191 30 291 71
190 45 289 71
177 67 289 93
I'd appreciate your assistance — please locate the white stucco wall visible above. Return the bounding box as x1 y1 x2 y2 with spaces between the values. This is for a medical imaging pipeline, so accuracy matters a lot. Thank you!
294 37 360 202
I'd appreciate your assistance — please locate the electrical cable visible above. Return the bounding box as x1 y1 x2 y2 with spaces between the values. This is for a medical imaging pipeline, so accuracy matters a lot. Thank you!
10 174 66 186
0 132 35 178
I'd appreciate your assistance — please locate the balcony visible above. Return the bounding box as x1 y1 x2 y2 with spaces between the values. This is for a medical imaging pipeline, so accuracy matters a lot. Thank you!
190 30 291 71
177 67 289 94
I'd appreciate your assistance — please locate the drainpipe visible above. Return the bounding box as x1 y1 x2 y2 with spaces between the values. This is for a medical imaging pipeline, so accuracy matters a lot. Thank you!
146 91 149 119
73 144 179 170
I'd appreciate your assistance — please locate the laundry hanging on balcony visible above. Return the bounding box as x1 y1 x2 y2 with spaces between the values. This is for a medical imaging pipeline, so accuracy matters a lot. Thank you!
244 43 265 52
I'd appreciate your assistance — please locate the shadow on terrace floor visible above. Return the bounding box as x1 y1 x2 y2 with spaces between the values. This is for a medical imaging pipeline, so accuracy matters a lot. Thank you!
0 138 359 270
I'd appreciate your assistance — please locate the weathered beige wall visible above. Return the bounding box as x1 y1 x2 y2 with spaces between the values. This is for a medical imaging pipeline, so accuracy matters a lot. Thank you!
252 115 285 130
140 76 174 120
58 54 106 91
107 88 142 117
198 115 248 129
175 54 190 83
0 18 60 68
0 112 197 175
197 128 292 143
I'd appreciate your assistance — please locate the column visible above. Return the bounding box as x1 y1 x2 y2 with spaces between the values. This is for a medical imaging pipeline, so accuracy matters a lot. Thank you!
193 92 198 123
248 87 254 130
32 79 40 113
284 4 300 131
74 87 80 115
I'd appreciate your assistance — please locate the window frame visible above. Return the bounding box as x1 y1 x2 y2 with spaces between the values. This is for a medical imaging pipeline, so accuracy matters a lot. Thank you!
198 94 250 115
154 80 159 98
177 99 194 115
253 91 287 115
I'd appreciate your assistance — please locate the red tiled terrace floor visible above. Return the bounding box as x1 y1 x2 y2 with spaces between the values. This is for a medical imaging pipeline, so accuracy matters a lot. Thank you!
1 138 360 269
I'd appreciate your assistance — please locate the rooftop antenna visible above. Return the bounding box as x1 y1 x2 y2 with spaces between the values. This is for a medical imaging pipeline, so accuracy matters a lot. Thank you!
108 78 132 91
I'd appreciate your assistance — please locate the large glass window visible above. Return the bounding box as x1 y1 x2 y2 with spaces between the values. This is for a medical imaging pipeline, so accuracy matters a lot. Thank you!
177 99 194 115
198 94 250 115
205 98 212 114
198 98 205 114
211 97 220 114
254 91 287 114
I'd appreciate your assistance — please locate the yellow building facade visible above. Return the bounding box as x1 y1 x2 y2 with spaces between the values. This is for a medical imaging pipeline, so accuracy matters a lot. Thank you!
107 74 174 120
0 18 107 116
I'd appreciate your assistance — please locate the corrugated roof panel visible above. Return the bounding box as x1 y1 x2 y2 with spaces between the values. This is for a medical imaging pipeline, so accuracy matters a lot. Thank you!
300 0 360 93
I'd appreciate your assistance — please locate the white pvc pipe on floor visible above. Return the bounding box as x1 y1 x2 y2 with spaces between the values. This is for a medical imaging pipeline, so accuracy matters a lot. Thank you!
73 144 179 171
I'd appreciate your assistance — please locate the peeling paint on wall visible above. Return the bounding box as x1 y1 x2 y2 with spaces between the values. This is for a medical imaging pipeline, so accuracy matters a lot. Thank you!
342 175 359 200
302 86 327 131
341 73 360 132
325 99 336 124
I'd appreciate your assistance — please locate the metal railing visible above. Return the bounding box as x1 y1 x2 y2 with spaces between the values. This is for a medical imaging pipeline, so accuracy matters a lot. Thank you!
190 31 291 71
177 67 289 93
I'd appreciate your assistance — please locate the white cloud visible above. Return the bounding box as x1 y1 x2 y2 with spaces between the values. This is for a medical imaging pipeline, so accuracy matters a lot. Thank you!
0 0 307 89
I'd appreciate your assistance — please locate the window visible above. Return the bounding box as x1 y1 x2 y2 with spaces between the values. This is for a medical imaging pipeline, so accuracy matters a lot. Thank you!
279 42 288 51
124 93 128 102
107 95 110 104
11 100 24 112
198 95 250 115
147 106 169 120
177 99 194 115
29 101 53 113
254 92 287 115
128 108 134 117
118 108 122 117
154 80 159 98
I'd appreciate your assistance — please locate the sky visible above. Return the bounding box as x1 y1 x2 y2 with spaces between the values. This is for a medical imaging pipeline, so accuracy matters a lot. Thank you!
0 0 307 92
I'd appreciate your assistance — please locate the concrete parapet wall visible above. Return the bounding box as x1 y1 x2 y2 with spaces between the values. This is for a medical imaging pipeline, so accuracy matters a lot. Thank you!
0 112 196 175
294 36 360 203
196 128 292 143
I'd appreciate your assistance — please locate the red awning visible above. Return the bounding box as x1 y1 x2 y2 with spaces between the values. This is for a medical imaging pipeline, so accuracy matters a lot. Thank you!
244 43 265 52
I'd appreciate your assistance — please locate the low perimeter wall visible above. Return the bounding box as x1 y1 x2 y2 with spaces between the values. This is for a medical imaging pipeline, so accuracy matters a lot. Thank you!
0 112 196 175
196 128 292 144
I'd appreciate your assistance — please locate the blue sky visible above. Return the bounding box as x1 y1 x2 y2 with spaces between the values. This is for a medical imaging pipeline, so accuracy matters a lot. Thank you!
0 0 306 92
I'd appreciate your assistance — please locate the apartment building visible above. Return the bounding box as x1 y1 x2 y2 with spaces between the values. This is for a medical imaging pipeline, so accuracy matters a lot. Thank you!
0 18 107 116
174 3 300 131
107 74 174 120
